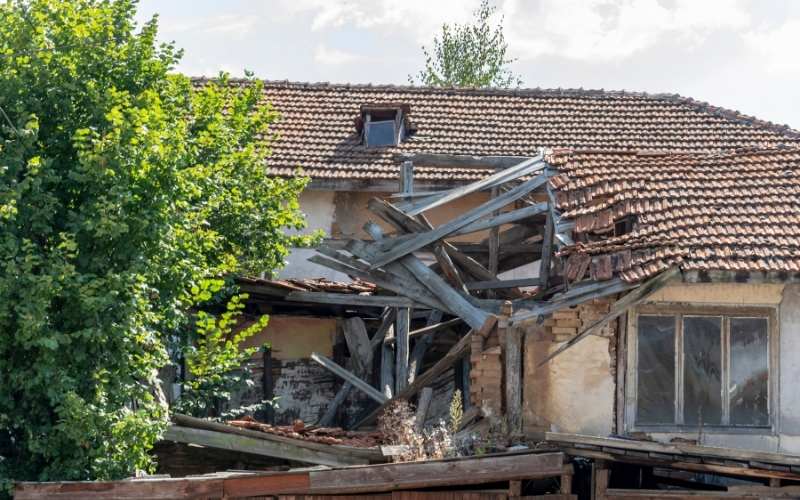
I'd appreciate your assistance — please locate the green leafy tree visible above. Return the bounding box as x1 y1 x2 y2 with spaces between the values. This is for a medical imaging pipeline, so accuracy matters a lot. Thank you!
0 0 316 485
410 0 521 88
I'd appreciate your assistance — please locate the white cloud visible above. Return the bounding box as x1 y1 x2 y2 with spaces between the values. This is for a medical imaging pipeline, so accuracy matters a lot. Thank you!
160 14 258 40
504 0 750 62
313 44 364 65
279 0 478 42
744 19 800 76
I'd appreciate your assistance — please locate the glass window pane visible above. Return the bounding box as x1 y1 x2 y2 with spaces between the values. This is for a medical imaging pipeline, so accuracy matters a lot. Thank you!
684 316 722 425
366 120 396 147
637 315 675 425
730 317 769 426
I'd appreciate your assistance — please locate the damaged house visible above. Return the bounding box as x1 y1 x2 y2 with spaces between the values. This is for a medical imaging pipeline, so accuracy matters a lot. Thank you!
126 82 800 498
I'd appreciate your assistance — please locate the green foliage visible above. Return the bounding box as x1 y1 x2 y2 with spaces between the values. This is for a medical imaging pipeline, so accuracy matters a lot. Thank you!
449 389 463 435
0 0 316 484
175 285 270 419
410 0 521 88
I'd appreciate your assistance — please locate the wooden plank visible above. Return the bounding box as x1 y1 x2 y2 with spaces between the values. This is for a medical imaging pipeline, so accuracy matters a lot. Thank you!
604 490 756 499
307 452 564 493
548 433 800 468
311 353 388 404
223 472 312 498
466 278 540 290
453 202 549 236
403 155 544 216
342 317 374 375
164 426 368 467
355 330 475 428
536 268 680 367
395 306 411 393
14 478 226 500
369 175 549 269
414 386 434 431
287 291 415 308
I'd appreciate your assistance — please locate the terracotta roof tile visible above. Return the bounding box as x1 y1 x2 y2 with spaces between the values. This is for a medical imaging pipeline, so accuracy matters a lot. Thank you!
200 79 800 184
551 149 800 282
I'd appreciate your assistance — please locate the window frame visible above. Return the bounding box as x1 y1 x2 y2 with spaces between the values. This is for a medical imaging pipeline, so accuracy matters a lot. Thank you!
363 110 404 148
624 303 779 435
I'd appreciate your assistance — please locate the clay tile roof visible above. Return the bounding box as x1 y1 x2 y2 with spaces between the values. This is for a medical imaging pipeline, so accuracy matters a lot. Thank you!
551 148 800 282
198 79 800 184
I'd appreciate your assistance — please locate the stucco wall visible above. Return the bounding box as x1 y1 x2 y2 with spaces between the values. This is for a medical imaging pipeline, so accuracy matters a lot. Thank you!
523 328 616 436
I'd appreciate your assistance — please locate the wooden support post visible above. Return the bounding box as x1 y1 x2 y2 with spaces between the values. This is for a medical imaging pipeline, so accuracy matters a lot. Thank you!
593 460 609 500
561 464 574 494
261 345 274 424
400 160 414 197
395 306 410 393
539 210 554 291
380 341 395 399
414 386 434 432
503 302 522 436
508 480 522 498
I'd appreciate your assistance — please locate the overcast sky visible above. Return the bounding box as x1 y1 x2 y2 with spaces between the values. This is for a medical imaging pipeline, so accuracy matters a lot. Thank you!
136 0 800 128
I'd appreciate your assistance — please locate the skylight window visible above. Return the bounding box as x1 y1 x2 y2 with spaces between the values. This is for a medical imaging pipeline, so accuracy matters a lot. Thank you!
358 104 412 148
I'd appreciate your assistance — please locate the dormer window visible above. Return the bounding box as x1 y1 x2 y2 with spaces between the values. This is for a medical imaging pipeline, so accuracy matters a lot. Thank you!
358 104 412 148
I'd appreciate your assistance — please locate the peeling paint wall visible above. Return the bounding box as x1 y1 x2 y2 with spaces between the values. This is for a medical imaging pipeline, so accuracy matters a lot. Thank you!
240 315 338 425
523 327 615 436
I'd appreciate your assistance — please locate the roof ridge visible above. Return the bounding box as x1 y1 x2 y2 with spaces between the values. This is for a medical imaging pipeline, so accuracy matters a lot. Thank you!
189 76 800 140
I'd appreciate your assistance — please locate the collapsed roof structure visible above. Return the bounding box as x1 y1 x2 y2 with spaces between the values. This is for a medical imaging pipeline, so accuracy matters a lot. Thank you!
145 81 800 498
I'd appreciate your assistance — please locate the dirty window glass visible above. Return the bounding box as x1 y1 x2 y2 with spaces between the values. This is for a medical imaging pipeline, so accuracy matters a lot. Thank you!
637 315 675 425
683 316 722 425
730 317 769 426
366 120 396 147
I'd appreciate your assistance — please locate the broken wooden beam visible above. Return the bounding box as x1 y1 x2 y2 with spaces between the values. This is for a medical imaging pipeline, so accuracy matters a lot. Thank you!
310 353 387 404
536 267 680 366
452 201 549 236
368 174 549 269
402 155 544 216
286 291 415 308
355 328 476 428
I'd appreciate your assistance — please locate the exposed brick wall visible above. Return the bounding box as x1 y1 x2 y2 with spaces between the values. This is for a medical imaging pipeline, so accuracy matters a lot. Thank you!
542 298 617 342
469 332 503 417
